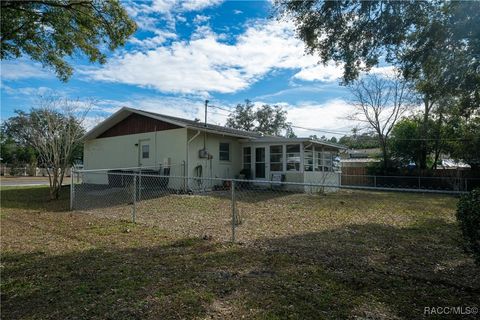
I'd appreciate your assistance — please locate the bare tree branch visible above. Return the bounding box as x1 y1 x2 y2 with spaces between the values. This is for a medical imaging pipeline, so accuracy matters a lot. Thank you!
348 74 414 171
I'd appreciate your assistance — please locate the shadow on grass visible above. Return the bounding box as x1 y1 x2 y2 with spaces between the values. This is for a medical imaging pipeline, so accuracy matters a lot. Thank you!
2 218 479 320
0 185 70 212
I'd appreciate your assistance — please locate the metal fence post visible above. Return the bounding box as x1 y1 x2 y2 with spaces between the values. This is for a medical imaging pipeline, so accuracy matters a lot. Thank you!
465 179 468 192
231 179 236 243
182 160 187 193
374 176 377 188
418 177 421 189
138 168 142 201
70 169 74 210
132 172 137 223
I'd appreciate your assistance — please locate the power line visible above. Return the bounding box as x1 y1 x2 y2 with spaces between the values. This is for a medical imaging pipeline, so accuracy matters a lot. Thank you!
291 125 351 135
209 105 233 113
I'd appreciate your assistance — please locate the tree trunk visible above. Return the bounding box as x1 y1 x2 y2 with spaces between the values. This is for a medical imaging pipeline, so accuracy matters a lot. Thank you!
379 136 389 173
430 111 444 170
48 166 62 200
419 98 430 170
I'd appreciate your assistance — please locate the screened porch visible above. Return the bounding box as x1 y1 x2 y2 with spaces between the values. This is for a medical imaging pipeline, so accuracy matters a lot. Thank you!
239 139 342 186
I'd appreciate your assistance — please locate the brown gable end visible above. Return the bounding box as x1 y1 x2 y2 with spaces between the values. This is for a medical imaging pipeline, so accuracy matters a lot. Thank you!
98 113 181 138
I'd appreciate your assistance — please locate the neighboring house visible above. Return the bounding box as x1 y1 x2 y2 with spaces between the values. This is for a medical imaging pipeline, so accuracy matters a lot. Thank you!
82 107 346 188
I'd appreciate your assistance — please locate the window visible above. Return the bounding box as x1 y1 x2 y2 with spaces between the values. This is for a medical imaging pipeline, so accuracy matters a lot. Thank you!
219 142 230 161
142 145 149 159
270 145 283 171
304 145 313 172
286 144 300 171
243 147 251 169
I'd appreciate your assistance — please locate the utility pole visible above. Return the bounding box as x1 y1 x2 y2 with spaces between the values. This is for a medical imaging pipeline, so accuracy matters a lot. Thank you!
204 100 209 127
203 100 209 150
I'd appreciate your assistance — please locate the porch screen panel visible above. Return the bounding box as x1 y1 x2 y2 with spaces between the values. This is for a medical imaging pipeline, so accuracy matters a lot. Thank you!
323 152 332 171
304 145 313 171
270 145 283 172
286 144 300 171
315 151 332 171
315 151 323 171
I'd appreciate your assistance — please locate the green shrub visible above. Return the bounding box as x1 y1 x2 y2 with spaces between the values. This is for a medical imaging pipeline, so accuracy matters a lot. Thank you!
456 189 480 265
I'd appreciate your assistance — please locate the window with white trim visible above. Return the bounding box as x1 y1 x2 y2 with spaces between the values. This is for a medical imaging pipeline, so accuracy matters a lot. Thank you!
142 145 150 159
219 142 230 161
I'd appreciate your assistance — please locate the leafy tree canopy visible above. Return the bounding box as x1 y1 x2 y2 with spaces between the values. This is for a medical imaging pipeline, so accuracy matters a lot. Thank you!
447 114 480 171
338 132 379 150
1 0 136 81
276 0 480 112
0 128 37 166
226 100 293 137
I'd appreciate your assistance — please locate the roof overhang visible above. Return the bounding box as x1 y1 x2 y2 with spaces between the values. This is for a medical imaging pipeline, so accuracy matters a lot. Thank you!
184 126 259 139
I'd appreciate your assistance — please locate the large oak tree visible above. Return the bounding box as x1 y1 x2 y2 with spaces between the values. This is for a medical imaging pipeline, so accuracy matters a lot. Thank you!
1 0 136 81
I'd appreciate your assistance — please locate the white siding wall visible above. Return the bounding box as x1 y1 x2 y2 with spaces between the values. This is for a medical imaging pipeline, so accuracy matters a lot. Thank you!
83 128 187 184
187 130 242 181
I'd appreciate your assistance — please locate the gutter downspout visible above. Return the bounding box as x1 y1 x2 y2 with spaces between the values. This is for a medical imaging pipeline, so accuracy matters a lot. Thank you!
186 130 201 191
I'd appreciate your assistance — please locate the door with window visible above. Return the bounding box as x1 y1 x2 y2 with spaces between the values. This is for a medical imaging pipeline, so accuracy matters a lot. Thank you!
255 147 266 179
138 139 154 167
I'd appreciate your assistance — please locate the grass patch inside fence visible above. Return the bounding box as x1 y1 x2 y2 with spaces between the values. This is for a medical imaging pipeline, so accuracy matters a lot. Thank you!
1 186 479 319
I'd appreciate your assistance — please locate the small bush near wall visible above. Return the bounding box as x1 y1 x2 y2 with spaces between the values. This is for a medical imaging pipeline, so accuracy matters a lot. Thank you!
456 188 480 265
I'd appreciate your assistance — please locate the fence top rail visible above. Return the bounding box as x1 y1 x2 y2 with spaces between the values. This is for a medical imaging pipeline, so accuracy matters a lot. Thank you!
73 165 182 173
74 171 467 195
341 174 480 180
80 172 340 187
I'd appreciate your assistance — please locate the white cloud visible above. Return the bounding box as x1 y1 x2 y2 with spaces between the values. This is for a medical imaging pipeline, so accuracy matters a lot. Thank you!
123 0 223 33
87 19 344 95
181 0 223 11
369 65 399 77
129 30 178 48
293 62 344 82
285 99 357 137
1 61 51 80
12 86 54 96
96 95 228 125
193 14 210 24
127 0 222 16
233 9 243 15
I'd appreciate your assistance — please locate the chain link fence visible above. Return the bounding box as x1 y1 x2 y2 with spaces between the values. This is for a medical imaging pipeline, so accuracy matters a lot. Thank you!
71 168 468 243
341 174 480 191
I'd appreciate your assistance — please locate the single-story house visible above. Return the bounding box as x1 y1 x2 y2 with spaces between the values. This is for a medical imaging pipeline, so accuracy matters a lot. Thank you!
82 107 346 189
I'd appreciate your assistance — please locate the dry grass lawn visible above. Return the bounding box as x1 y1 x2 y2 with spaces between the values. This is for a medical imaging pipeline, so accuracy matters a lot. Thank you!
1 185 479 319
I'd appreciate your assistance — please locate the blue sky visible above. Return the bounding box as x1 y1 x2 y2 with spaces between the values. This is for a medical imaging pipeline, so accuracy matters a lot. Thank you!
0 0 393 137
